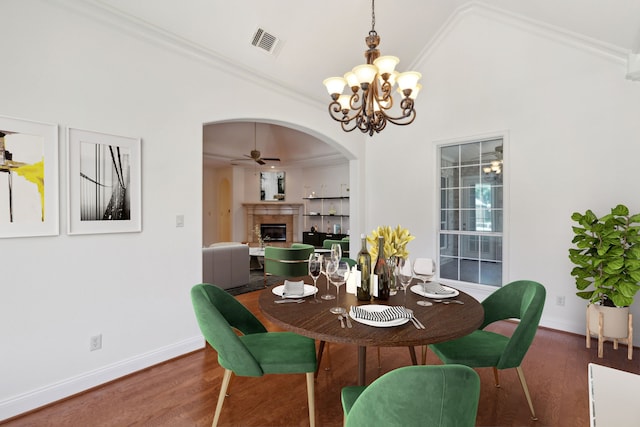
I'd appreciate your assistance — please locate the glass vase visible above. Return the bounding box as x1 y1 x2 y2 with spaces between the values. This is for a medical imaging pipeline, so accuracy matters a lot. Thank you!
386 256 398 296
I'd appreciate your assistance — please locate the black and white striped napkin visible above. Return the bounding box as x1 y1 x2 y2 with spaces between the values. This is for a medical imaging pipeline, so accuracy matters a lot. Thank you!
350 306 413 322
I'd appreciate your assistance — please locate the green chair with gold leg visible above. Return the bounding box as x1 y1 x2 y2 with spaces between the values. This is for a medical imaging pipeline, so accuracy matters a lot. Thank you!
429 280 546 421
263 243 315 285
341 364 480 427
191 284 317 427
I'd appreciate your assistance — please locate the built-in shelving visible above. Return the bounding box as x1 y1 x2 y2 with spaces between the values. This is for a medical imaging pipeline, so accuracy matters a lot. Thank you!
302 196 349 245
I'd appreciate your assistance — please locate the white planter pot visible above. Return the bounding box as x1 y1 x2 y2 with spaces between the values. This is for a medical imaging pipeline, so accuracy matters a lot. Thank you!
587 304 630 339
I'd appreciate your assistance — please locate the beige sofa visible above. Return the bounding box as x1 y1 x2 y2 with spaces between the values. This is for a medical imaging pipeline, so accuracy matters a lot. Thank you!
202 242 250 289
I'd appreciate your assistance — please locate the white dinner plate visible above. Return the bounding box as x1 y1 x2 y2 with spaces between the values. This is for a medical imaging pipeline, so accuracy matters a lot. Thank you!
271 284 317 298
348 304 410 327
410 284 459 299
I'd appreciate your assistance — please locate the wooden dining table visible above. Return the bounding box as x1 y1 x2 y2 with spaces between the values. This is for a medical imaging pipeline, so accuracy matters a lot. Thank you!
258 277 484 386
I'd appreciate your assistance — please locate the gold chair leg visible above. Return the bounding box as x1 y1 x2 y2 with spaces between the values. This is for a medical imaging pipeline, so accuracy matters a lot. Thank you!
225 374 234 397
213 369 233 427
515 366 537 421
492 367 500 387
306 372 316 427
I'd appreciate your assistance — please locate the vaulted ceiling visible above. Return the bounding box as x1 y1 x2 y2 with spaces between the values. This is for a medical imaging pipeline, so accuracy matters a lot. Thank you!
97 0 640 168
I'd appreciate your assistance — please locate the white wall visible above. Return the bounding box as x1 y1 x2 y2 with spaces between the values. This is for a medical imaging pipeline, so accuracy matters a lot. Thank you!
0 0 361 419
365 11 640 338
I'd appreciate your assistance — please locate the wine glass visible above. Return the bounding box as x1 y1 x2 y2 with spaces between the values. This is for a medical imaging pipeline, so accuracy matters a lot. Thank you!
330 243 342 263
321 256 337 300
329 260 350 314
308 253 322 304
413 258 436 307
397 257 414 306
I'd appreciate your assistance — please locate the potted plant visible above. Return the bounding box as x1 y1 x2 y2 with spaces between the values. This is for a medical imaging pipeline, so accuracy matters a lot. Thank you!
569 204 640 341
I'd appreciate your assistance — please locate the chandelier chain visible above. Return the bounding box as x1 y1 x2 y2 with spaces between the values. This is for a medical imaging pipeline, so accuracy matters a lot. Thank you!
371 0 376 31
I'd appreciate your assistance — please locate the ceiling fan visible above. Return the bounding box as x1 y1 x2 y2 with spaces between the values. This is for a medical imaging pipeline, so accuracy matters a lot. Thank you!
231 123 281 166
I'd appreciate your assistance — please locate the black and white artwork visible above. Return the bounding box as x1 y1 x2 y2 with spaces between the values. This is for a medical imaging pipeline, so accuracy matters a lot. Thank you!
67 128 141 234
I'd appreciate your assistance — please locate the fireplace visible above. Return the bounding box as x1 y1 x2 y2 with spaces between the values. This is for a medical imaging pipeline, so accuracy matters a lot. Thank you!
261 223 287 242
243 203 303 246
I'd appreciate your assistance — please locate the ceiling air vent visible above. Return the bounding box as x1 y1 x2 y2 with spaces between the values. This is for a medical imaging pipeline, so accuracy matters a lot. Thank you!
251 28 280 55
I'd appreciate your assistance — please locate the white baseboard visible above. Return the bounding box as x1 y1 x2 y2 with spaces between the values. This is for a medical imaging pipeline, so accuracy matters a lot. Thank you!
0 336 205 421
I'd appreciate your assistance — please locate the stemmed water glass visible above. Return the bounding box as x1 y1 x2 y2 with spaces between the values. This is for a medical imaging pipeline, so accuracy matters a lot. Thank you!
308 253 322 304
329 260 350 314
413 258 436 307
321 256 338 300
397 257 414 305
330 243 342 262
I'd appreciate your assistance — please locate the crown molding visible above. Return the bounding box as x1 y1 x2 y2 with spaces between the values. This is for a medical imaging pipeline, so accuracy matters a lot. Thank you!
50 0 326 110
411 0 630 71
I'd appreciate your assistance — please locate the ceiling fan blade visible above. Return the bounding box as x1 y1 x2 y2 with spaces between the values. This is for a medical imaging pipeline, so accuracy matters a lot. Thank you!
256 159 266 165
261 157 280 162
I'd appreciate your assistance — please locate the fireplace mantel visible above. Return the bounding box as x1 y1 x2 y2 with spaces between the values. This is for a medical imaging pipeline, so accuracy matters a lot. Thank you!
242 202 303 215
243 203 303 245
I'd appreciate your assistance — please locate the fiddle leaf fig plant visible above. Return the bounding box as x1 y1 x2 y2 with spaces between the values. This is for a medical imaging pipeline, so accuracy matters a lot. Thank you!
569 204 640 307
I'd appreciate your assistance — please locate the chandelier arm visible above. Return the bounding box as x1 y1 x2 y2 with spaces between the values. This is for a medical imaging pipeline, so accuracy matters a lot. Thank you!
384 108 417 126
327 100 367 134
341 121 359 133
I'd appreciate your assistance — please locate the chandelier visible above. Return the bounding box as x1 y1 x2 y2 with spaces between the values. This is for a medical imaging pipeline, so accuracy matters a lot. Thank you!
322 0 422 136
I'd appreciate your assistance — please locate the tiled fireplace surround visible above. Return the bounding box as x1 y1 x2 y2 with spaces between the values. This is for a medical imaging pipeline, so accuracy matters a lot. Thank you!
243 203 303 246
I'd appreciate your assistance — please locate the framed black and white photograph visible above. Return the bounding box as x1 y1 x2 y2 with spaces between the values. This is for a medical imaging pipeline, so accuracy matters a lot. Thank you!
260 171 285 201
67 128 141 235
0 115 59 238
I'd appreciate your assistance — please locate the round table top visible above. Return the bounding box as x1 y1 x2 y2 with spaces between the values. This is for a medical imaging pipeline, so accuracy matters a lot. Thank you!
259 278 484 348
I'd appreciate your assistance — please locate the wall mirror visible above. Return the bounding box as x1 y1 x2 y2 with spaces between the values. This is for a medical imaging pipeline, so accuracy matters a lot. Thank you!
260 171 285 201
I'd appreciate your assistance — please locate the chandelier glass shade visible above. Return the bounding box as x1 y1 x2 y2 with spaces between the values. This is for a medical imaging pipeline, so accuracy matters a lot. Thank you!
323 0 422 136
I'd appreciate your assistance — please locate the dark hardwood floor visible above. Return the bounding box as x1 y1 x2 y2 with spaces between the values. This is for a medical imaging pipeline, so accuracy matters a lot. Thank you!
3 290 638 427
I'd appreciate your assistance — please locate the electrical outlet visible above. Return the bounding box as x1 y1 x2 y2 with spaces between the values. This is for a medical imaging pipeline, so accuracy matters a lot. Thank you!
176 215 184 228
90 334 102 351
556 296 565 306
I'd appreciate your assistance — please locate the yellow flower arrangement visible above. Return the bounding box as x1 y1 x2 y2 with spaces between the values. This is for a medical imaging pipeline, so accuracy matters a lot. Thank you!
366 225 415 260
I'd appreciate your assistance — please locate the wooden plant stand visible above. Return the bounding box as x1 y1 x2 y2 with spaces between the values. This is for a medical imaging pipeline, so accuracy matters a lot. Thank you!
586 308 633 360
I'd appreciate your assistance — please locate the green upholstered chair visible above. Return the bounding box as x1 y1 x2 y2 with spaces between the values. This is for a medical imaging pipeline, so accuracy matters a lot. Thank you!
190 284 317 427
342 257 356 268
322 238 350 257
263 243 315 285
429 280 546 421
341 365 480 427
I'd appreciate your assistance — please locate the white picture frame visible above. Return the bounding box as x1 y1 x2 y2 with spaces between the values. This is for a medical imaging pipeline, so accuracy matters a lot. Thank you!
0 115 59 238
67 128 141 235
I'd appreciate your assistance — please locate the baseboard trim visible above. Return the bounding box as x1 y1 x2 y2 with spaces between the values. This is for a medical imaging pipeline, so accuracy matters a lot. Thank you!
0 336 205 421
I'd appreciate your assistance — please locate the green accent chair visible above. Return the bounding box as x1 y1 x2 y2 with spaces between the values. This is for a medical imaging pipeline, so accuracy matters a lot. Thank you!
263 243 315 285
342 257 356 268
429 280 546 421
190 284 317 427
322 238 349 257
341 365 480 427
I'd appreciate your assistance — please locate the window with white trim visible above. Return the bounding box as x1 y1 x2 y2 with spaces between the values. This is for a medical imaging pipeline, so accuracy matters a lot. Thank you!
438 138 503 287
